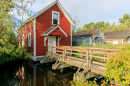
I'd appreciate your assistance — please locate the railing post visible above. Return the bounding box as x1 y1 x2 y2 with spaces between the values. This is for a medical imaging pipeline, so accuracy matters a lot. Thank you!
104 53 106 62
64 46 67 61
90 50 93 70
80 51 83 58
86 50 89 63
50 46 53 58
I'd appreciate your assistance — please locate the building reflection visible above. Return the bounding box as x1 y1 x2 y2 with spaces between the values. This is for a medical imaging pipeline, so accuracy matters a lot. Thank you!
17 62 74 86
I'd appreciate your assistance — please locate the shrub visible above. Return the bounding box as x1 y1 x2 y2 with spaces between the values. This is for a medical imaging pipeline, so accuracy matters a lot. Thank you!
0 44 30 64
70 75 109 86
105 44 130 85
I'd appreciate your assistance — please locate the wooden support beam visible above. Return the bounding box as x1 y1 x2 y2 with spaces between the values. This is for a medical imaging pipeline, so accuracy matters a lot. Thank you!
76 57 87 74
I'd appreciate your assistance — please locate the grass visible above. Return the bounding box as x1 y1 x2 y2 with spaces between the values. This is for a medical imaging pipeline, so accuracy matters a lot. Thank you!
75 40 122 49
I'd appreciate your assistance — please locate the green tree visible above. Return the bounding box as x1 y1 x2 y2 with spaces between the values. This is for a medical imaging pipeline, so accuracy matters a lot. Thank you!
119 14 130 24
0 0 35 63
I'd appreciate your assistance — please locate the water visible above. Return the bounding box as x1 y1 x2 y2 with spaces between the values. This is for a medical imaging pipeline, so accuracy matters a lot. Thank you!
0 60 76 86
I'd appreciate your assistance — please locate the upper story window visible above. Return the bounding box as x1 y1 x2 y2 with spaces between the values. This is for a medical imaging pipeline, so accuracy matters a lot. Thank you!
28 33 31 47
52 11 60 25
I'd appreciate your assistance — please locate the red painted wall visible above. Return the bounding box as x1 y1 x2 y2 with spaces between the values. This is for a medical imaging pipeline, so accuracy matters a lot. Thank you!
21 21 34 54
49 27 66 36
36 4 71 56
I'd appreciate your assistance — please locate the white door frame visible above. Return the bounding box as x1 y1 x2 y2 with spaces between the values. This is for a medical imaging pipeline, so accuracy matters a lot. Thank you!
48 36 56 53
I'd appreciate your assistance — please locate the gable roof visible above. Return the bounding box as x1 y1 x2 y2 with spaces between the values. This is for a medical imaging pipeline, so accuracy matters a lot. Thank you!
73 29 100 38
25 0 74 26
104 30 130 40
41 25 67 37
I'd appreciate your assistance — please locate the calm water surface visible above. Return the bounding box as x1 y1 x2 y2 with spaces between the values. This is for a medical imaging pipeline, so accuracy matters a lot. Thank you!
0 60 76 86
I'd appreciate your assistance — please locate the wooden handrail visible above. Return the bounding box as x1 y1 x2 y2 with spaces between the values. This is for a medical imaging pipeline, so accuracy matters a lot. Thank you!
46 46 118 65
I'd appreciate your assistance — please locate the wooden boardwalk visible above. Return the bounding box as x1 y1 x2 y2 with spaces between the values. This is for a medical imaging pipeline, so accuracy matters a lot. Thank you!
41 46 118 79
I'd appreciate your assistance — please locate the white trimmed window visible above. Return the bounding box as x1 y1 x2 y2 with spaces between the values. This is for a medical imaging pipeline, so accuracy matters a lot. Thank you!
113 41 118 44
52 11 60 25
22 35 24 46
19 40 21 46
106 41 110 44
128 39 130 44
28 33 31 47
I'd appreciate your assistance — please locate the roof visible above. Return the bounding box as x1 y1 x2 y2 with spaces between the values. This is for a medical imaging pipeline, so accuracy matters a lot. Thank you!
73 29 100 38
41 25 67 37
20 0 75 28
104 30 130 39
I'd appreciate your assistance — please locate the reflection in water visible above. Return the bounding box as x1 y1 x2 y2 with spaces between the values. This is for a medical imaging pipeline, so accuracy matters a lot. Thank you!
0 60 75 86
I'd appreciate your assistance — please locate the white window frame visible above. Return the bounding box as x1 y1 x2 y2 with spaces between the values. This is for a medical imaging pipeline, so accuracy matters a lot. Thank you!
22 35 24 46
128 39 130 44
19 40 21 46
113 41 118 44
106 41 110 44
28 33 31 47
52 11 60 25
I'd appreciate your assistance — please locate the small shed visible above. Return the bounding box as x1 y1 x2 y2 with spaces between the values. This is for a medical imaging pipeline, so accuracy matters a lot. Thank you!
73 29 104 45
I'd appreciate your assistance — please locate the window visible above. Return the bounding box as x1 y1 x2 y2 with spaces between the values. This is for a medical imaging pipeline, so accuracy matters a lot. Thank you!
128 39 130 44
19 40 21 46
22 35 24 46
28 33 31 47
106 41 110 44
52 11 59 25
113 41 118 44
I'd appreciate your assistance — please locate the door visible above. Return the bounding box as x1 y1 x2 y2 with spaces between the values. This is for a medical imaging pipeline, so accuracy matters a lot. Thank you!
48 36 56 54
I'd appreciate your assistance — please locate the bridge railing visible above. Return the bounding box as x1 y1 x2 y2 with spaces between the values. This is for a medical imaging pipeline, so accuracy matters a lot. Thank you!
44 46 118 63
44 46 119 75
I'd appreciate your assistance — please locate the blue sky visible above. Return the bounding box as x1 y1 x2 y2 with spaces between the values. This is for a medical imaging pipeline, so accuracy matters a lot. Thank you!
13 0 130 27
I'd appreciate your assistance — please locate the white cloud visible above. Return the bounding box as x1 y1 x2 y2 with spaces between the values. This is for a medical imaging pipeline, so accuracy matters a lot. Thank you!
12 0 130 27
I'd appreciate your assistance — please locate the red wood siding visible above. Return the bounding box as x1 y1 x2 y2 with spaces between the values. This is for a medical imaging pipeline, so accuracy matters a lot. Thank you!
21 21 34 54
49 27 66 36
36 4 71 56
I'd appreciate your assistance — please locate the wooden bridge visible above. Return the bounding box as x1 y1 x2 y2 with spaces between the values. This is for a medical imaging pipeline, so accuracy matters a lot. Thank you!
40 46 118 79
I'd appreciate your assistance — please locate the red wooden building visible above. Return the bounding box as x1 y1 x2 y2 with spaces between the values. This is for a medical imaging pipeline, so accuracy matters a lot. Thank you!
20 0 75 61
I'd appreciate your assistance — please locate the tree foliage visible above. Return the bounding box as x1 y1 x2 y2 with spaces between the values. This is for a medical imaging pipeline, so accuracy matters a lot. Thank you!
0 0 35 63
76 13 130 32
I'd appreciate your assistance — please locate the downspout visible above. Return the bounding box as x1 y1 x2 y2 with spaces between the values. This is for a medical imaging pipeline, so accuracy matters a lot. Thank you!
34 18 36 59
71 25 72 46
